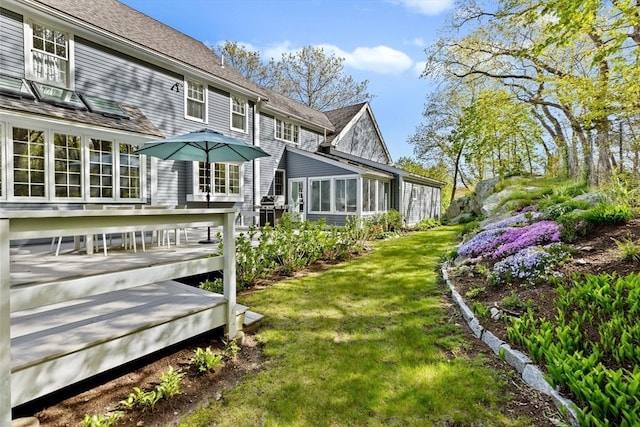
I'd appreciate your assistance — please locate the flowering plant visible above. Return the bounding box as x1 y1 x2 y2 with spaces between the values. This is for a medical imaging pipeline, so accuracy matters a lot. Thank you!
491 220 561 259
489 243 571 286
458 227 507 258
482 211 542 231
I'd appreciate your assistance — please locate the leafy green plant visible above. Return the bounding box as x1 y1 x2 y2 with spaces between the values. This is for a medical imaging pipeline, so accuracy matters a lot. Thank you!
411 218 440 231
191 347 223 373
158 366 185 398
81 412 123 427
556 212 590 242
471 301 490 320
465 286 486 298
612 235 640 262
583 202 633 226
500 292 525 311
119 366 184 411
224 339 240 360
199 278 223 293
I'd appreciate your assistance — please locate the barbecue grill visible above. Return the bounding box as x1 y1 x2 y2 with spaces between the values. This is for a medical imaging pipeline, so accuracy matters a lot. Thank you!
258 195 287 226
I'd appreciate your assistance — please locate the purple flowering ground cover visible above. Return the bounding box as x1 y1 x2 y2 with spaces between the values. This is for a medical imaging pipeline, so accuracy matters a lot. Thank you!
491 220 561 259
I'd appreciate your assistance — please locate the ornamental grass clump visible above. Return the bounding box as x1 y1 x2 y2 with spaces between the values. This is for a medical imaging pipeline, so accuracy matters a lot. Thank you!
491 220 561 259
490 243 571 286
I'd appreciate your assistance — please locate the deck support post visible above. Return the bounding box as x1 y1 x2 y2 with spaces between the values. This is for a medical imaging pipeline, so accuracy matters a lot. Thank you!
1 218 12 427
223 211 237 340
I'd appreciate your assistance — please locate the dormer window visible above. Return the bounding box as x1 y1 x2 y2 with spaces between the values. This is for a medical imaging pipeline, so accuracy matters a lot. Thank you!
231 96 247 132
185 79 206 122
26 21 72 88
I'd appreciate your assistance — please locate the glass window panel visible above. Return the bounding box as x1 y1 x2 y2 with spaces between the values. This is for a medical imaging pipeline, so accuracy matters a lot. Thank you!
274 170 285 196
311 181 320 212
186 80 206 120
369 179 377 211
335 179 346 212
214 163 226 193
231 97 246 130
13 127 45 198
378 181 385 212
118 143 140 199
347 179 357 212
320 180 331 211
229 164 240 194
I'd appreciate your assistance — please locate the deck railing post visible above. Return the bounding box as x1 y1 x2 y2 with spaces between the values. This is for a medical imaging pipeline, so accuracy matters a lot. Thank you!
222 211 237 340
1 218 12 427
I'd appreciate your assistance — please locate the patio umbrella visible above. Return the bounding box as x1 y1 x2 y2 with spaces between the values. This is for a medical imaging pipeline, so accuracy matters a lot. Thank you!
136 128 270 243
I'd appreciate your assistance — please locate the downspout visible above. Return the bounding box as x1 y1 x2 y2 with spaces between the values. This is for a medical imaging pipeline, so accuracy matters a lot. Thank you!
252 97 262 226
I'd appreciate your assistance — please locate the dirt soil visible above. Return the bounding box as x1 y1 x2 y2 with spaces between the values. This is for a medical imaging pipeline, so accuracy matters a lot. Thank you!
17 222 640 427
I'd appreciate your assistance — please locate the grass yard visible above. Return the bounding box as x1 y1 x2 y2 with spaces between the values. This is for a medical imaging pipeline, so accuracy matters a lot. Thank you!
179 227 536 426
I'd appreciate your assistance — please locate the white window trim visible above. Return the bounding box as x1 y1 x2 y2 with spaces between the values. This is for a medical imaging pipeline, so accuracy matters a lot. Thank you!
184 78 208 123
24 18 75 90
187 161 244 203
308 174 360 215
274 117 300 144
2 121 146 203
230 96 248 133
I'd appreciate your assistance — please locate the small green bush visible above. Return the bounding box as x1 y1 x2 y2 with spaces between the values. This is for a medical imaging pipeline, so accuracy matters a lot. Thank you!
200 278 223 293
191 347 223 373
612 236 640 262
556 212 590 242
471 302 490 320
583 203 633 226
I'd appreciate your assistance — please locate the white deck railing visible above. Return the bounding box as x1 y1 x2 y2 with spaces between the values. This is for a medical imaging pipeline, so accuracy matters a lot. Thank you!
0 208 237 427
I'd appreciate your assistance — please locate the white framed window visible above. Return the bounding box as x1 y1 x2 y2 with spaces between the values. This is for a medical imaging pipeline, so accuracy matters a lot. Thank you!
309 175 359 214
275 118 299 144
53 132 82 198
185 79 206 122
231 96 247 131
6 125 142 201
118 144 141 199
310 178 331 212
89 139 113 198
25 20 73 88
13 127 46 198
335 178 357 213
197 162 242 199
274 169 285 196
363 177 390 213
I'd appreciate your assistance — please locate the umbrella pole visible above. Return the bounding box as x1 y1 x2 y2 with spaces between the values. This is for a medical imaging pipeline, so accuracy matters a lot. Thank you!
199 161 215 244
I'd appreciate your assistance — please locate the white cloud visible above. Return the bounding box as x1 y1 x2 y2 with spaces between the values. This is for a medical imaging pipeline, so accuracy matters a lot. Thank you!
233 41 414 75
347 46 413 74
390 0 454 16
414 61 427 76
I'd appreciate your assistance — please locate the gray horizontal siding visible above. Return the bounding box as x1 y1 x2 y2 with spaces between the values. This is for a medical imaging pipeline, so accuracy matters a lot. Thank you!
287 152 353 179
258 112 286 197
0 8 25 77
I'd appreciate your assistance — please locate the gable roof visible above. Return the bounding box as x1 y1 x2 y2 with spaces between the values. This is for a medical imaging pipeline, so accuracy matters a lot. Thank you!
323 102 392 164
25 0 334 132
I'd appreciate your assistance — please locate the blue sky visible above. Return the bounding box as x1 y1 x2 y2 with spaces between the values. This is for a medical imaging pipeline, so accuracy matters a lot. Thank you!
120 0 455 162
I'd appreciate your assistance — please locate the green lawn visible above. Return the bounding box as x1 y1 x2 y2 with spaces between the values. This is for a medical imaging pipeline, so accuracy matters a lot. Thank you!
180 226 534 426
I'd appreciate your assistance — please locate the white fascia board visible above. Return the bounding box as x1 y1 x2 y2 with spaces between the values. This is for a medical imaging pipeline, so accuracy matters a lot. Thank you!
0 109 159 145
10 0 264 102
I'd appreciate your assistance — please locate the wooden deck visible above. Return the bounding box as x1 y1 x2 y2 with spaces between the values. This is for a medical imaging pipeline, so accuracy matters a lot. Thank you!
1 209 260 421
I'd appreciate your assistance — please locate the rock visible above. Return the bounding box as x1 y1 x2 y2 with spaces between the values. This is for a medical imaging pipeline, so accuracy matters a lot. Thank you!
12 418 40 427
474 177 500 201
490 307 502 320
572 192 604 206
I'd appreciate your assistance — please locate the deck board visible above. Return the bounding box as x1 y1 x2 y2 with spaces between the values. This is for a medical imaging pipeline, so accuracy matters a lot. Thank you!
11 281 225 371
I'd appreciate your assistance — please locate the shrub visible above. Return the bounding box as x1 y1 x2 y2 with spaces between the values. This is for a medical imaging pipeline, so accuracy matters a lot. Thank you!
471 301 490 320
583 202 633 226
200 278 223 294
556 212 590 242
410 218 440 231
